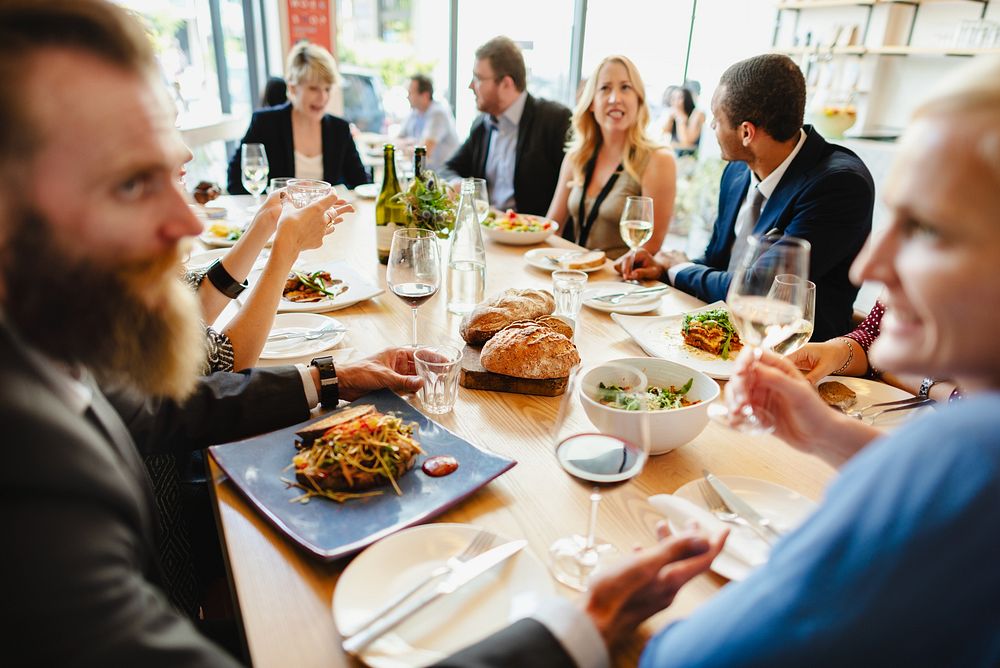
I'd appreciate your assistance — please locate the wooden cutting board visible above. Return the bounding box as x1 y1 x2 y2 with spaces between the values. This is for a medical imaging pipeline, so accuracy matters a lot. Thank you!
459 345 568 396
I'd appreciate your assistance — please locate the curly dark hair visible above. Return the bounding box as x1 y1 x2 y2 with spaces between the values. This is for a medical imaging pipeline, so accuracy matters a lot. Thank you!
718 54 805 142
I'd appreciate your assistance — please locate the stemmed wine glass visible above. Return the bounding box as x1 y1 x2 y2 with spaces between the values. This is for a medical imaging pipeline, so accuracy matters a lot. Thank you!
619 196 654 284
767 274 816 356
241 143 269 211
387 228 440 347
548 364 651 591
708 234 811 433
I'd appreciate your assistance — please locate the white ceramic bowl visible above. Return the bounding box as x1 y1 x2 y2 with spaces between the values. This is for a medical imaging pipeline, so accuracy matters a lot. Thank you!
480 214 559 246
578 357 720 455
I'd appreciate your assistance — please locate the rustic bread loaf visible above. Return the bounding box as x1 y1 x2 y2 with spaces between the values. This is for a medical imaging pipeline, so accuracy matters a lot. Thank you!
460 288 555 346
480 321 580 379
533 314 574 339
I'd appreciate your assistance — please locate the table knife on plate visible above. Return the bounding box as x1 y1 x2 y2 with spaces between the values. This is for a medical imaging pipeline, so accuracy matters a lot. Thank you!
341 539 526 655
704 471 783 544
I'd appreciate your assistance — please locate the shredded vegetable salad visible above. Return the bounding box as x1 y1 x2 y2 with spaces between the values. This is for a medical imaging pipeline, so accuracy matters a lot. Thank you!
285 412 423 503
597 379 699 411
482 209 551 233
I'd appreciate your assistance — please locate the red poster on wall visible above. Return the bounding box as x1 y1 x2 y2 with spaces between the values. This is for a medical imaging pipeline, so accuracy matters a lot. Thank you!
287 0 333 52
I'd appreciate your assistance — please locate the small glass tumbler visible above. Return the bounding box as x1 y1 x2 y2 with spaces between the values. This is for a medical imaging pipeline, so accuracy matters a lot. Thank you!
269 177 291 194
287 179 332 208
414 345 462 414
552 269 588 320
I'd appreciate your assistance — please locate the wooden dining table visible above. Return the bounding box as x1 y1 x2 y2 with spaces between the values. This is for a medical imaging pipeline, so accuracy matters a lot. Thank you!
204 194 837 667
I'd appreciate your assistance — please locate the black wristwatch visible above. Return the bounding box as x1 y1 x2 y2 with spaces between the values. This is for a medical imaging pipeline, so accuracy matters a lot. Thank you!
310 356 340 407
206 259 248 299
918 377 939 399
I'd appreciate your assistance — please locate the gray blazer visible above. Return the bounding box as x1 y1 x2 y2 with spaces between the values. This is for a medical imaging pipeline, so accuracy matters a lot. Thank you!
0 319 310 666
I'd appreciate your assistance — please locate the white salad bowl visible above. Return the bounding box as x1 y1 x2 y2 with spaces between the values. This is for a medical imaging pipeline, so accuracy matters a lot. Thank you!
578 357 720 455
480 214 559 246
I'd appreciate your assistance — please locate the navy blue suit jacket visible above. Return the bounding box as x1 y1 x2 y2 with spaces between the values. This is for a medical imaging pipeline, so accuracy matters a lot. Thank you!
674 126 874 341
227 102 370 194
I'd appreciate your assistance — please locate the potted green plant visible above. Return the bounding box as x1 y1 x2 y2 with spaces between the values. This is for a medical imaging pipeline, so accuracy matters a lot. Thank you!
392 171 457 239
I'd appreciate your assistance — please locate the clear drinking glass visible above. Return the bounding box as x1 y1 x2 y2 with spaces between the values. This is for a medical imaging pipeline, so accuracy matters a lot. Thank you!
552 269 588 322
619 195 654 283
414 345 462 414
241 143 269 210
287 179 332 209
708 234 811 433
766 274 816 356
387 228 441 346
548 365 651 591
269 177 291 194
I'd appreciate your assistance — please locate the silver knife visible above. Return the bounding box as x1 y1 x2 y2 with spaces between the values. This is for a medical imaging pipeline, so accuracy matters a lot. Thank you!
704 471 783 544
592 286 670 302
266 325 345 342
341 539 526 655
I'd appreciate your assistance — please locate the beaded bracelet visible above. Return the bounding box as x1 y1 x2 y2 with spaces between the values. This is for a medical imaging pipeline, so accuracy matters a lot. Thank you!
832 338 855 375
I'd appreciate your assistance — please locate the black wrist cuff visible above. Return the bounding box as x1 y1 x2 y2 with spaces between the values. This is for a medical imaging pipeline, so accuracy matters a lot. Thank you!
206 259 248 299
311 356 340 407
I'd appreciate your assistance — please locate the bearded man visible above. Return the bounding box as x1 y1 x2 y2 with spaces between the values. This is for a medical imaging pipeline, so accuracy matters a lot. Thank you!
0 2 419 664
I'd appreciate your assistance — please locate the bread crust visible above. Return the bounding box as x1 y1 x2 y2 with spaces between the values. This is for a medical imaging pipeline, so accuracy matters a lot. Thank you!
460 288 555 345
818 380 857 410
480 321 580 379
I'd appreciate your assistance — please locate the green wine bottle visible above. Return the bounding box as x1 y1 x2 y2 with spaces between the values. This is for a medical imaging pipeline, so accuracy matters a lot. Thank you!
375 144 406 264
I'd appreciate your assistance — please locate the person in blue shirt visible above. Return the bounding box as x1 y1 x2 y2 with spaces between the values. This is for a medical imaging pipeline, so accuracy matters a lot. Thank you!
438 56 1000 668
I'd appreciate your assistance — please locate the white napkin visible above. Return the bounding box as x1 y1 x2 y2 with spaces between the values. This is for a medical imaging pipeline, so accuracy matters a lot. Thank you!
648 494 769 568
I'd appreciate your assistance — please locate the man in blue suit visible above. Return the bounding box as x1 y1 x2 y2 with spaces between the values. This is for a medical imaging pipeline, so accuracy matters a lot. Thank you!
619 54 874 341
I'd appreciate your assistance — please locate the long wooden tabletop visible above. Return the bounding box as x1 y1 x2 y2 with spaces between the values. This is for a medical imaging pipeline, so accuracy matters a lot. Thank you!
205 194 836 667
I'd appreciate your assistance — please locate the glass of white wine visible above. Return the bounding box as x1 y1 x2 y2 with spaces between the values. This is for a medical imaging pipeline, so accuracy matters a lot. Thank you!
619 196 654 284
766 274 816 356
241 143 269 211
708 234 811 434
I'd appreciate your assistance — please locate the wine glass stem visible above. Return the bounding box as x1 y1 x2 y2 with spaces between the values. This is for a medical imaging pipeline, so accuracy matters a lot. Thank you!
585 489 601 551
410 307 418 346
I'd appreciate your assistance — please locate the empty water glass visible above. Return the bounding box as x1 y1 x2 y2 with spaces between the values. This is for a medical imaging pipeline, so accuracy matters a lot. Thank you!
552 269 588 320
287 179 332 208
414 345 462 414
269 177 291 193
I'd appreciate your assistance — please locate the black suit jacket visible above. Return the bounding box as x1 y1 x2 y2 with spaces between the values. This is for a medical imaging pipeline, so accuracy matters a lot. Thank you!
227 102 370 194
0 320 311 666
435 618 576 668
440 94 571 216
673 126 874 341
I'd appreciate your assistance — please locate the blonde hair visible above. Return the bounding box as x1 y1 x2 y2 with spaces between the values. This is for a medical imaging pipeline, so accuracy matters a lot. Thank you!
566 55 660 186
912 57 1000 183
286 41 340 87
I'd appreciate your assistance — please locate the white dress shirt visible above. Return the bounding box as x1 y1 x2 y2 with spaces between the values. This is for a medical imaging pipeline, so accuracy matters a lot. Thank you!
484 91 527 211
667 128 808 285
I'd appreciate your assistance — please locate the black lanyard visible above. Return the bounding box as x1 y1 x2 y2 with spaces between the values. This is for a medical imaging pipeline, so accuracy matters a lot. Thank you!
568 152 623 247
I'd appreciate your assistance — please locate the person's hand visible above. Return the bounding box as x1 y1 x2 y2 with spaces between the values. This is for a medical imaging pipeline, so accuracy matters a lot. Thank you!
726 347 857 454
273 191 354 254
614 248 665 281
582 522 726 648
786 340 853 383
338 347 423 401
246 188 286 237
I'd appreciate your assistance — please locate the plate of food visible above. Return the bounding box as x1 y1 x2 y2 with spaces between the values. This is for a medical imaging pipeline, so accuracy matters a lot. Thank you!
260 313 347 360
815 376 930 428
199 222 245 247
333 523 551 666
611 301 741 379
209 390 517 560
354 183 380 199
523 248 607 273
480 209 559 245
669 475 816 581
242 261 384 313
582 281 667 314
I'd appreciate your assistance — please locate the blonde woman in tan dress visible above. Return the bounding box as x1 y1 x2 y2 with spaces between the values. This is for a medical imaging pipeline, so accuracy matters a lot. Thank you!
546 55 676 260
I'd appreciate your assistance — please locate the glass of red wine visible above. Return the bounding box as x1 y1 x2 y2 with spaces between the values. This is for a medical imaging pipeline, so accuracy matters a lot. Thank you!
387 227 441 346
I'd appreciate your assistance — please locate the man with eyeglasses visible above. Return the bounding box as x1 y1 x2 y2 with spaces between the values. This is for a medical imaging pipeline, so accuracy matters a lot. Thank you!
441 36 571 216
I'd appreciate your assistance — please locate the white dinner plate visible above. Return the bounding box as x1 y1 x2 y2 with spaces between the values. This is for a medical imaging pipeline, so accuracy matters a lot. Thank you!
522 248 606 273
242 260 384 313
354 183 380 199
333 523 552 667
184 248 229 271
671 476 816 582
612 301 738 379
199 222 245 248
582 281 667 315
260 313 346 360
817 375 930 428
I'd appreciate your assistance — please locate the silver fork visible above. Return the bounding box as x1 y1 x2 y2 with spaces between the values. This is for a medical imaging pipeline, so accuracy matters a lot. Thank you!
698 480 779 545
266 324 346 342
346 530 494 637
845 398 936 421
592 286 669 304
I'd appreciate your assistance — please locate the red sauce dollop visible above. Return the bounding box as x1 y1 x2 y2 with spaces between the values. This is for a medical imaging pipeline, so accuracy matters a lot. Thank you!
422 455 459 477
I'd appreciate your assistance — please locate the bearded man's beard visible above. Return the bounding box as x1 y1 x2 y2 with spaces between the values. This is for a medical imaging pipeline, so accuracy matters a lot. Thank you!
2 209 206 400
